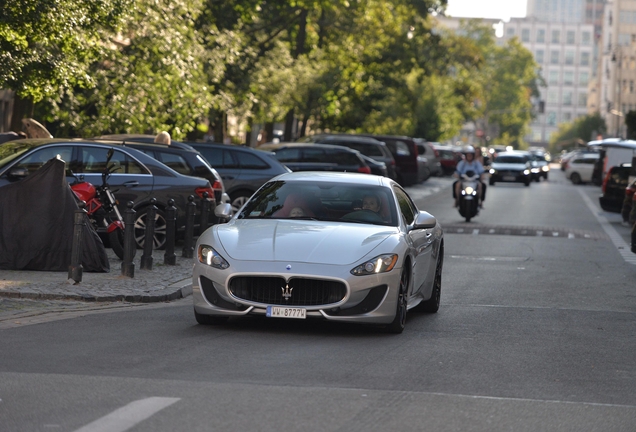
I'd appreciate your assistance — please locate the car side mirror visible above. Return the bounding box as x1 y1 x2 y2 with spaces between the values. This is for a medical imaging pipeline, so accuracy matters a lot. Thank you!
7 167 28 179
413 211 436 230
214 203 233 221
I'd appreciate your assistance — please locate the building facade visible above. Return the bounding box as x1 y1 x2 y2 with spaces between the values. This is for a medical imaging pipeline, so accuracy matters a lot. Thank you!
503 19 595 145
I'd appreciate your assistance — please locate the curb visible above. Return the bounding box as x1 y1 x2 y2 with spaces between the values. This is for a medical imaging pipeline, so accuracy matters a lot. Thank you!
0 279 193 303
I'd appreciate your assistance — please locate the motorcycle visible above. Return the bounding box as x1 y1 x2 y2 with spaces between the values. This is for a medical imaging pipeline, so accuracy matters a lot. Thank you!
70 149 125 259
457 170 481 222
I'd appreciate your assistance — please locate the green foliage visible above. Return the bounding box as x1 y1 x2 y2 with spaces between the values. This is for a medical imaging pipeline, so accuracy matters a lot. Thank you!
548 113 606 152
0 0 130 101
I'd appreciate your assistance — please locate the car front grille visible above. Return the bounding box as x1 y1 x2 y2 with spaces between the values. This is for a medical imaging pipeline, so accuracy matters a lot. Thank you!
229 276 347 306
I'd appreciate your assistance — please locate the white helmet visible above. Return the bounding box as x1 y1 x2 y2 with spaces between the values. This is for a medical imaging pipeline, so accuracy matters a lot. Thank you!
464 145 476 154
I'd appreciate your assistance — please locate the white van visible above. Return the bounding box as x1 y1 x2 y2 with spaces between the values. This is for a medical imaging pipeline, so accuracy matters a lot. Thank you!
588 139 636 184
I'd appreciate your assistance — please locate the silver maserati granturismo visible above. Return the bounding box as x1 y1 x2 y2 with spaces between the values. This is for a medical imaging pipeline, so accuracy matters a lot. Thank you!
192 171 444 333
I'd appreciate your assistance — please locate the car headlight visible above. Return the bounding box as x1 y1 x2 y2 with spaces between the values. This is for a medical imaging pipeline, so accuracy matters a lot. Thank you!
351 254 398 276
542 166 549 172
523 169 530 175
489 168 496 174
197 245 230 269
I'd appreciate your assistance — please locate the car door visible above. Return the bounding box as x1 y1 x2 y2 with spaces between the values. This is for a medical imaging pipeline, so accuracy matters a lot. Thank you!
75 145 154 207
198 147 241 193
0 144 76 187
393 186 433 296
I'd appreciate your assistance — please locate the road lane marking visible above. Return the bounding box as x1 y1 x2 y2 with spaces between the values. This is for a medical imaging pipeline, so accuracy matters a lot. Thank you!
577 189 636 266
72 397 180 432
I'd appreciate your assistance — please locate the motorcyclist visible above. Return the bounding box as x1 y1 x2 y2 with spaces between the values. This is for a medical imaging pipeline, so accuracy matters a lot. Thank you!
453 146 485 208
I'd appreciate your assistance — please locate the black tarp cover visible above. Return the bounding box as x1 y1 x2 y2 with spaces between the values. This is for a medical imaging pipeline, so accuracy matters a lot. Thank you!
0 158 110 272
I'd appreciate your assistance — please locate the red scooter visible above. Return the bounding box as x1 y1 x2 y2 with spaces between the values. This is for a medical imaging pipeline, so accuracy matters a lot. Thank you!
70 150 125 259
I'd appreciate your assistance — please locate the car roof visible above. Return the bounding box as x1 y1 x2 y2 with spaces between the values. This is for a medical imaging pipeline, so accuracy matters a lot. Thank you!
259 142 362 153
306 134 386 145
93 135 199 152
271 171 392 186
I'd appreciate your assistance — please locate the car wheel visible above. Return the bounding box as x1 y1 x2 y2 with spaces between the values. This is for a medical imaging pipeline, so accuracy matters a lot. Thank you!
387 267 409 334
524 179 530 187
230 190 253 213
417 250 443 313
134 207 167 249
489 178 495 186
194 309 229 325
570 172 581 185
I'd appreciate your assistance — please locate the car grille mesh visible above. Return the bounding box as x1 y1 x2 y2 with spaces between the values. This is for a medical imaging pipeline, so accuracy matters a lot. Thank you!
229 276 346 306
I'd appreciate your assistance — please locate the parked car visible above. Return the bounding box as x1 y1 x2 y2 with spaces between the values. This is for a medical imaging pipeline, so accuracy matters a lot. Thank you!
94 134 228 206
0 139 216 249
192 171 444 333
186 142 291 213
298 134 397 181
414 139 443 178
599 163 632 213
488 152 532 186
360 134 421 186
565 153 600 184
258 142 373 175
433 145 462 176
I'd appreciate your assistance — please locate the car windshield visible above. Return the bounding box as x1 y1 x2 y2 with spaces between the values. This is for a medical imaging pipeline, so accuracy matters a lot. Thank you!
237 180 398 226
0 141 38 168
496 156 526 164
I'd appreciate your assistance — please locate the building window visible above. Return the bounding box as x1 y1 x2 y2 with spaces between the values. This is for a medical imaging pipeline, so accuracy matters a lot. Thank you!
579 71 589 86
550 50 560 64
581 52 590 66
578 93 587 107
551 30 560 43
547 112 557 126
582 31 591 45
564 71 574 85
547 91 559 104
565 51 575 65
522 28 530 42
549 70 559 85
619 33 631 46
563 91 573 106
507 28 515 38
537 29 545 43
563 112 572 122
566 30 576 44
535 49 544 64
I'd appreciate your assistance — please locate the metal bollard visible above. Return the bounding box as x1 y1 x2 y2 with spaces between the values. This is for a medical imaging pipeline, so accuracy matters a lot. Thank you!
140 198 157 270
182 195 196 258
121 201 136 278
164 199 177 265
68 201 86 284
199 192 211 236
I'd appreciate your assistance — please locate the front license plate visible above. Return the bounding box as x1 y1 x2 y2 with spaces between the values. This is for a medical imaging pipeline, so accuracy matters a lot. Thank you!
503 175 516 181
266 306 306 319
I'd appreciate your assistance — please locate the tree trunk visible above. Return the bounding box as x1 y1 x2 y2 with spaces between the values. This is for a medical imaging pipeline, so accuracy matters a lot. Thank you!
10 95 34 132
284 109 295 141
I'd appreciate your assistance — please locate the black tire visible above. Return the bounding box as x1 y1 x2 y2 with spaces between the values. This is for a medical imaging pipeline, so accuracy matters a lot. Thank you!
230 190 253 213
570 172 581 185
489 178 495 186
108 229 125 260
194 309 229 325
134 207 167 249
387 267 409 334
524 179 530 187
417 249 443 313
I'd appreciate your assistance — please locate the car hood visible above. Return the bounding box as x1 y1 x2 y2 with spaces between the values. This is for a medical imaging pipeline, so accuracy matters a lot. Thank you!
215 219 396 265
491 162 527 171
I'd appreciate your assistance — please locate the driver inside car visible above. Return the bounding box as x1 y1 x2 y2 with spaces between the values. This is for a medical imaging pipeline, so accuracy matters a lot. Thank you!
362 194 382 214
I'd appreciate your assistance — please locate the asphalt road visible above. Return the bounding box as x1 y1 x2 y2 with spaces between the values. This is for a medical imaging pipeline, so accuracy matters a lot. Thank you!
1 167 635 432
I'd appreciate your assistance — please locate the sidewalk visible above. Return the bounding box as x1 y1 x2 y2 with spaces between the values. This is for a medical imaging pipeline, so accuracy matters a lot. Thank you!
0 249 194 303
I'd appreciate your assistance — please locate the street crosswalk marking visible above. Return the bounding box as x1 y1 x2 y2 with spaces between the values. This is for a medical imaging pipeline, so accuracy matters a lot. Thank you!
72 397 180 432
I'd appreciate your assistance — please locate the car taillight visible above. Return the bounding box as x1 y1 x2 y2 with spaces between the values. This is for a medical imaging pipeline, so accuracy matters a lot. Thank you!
358 166 372 174
211 180 222 191
195 186 215 199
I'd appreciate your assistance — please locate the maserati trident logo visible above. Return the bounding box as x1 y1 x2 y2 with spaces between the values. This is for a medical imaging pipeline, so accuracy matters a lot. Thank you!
281 283 293 301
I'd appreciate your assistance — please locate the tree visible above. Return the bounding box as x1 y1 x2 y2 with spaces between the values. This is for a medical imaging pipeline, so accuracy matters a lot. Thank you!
0 0 130 129
548 113 606 153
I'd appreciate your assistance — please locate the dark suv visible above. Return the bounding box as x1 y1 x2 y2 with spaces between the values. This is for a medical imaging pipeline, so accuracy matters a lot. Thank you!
298 134 396 181
94 134 227 205
0 139 215 249
360 134 420 186
186 142 291 212
258 142 372 175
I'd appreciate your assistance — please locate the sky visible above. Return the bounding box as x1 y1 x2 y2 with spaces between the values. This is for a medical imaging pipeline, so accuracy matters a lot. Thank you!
444 0 527 21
